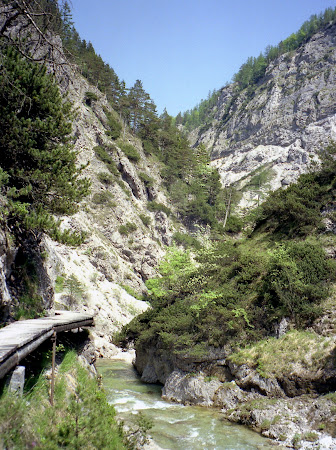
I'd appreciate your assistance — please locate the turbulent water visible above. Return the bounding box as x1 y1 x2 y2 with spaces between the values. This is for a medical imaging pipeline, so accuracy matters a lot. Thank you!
97 359 273 450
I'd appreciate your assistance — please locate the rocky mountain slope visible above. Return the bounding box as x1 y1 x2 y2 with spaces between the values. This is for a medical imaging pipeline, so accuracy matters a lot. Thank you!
189 22 336 209
42 73 176 355
0 42 179 356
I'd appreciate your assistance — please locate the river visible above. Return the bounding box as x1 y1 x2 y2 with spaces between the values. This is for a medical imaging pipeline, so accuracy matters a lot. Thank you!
97 359 274 449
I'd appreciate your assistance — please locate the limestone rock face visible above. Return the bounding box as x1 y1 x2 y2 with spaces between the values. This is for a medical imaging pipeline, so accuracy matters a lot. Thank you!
0 26 178 352
190 23 336 208
0 230 16 322
162 370 222 406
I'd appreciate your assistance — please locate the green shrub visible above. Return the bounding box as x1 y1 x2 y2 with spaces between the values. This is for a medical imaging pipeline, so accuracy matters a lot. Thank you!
0 351 126 449
260 419 271 431
118 222 137 236
225 215 243 233
55 275 65 293
104 110 122 139
260 240 335 326
142 140 156 155
147 201 172 216
303 432 318 442
92 191 115 207
173 232 201 249
84 91 98 106
63 274 86 304
97 172 114 185
118 142 141 162
94 145 114 164
139 213 151 227
94 146 119 176
139 172 154 187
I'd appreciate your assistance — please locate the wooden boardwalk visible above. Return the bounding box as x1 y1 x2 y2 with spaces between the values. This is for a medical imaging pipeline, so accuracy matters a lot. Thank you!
0 311 94 379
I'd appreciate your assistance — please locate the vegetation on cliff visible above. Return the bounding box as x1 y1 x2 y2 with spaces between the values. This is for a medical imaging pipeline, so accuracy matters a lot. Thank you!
0 45 89 244
117 145 336 357
180 6 336 131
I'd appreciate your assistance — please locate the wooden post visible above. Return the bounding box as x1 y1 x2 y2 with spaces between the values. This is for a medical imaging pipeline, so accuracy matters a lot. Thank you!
50 331 56 406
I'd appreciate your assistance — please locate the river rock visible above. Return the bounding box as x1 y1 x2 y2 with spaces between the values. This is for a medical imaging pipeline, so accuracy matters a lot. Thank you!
227 362 285 397
162 369 222 406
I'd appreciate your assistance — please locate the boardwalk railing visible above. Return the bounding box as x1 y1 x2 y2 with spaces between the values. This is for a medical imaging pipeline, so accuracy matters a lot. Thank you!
0 311 94 380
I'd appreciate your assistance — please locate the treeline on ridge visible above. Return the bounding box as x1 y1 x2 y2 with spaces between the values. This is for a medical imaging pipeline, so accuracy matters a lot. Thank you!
53 1 239 233
179 6 336 131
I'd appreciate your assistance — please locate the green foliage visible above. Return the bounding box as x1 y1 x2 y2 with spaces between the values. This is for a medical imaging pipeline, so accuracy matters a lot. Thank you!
118 141 141 163
119 284 140 299
92 191 116 207
0 351 126 449
172 231 202 250
142 140 156 155
104 109 122 140
180 89 219 131
255 142 336 237
259 240 335 326
94 145 120 176
139 172 154 187
119 230 334 356
229 330 333 378
10 252 45 320
0 46 90 239
97 171 114 185
84 91 98 104
118 222 137 236
147 201 172 216
63 274 86 304
55 275 65 293
0 390 33 448
139 213 151 227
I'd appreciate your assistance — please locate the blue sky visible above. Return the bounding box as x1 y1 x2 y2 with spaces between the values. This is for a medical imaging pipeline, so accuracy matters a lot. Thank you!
70 0 336 116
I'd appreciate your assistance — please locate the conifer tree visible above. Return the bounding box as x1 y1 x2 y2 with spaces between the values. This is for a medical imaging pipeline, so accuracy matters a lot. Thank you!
0 46 90 240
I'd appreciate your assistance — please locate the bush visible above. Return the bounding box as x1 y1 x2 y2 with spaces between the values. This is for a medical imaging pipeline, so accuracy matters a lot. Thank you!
259 240 335 326
139 172 154 187
97 172 114 185
173 232 201 249
94 145 114 164
104 109 122 139
147 201 172 216
225 215 243 233
84 91 98 106
0 351 126 448
118 142 141 162
94 145 119 177
63 274 87 304
142 140 156 155
118 222 137 236
139 214 151 227
92 191 115 207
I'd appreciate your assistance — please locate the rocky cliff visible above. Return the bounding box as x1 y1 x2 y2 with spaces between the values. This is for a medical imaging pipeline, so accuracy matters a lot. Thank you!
190 22 336 209
0 28 179 356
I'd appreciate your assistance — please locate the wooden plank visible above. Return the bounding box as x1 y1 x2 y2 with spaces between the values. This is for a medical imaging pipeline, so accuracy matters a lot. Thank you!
0 311 94 379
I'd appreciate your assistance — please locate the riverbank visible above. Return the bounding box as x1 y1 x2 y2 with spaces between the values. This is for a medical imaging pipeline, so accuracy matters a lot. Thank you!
132 326 336 449
161 368 336 449
97 358 275 449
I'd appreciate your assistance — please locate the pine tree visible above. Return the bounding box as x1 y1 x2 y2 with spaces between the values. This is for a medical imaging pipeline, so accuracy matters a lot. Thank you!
0 46 90 240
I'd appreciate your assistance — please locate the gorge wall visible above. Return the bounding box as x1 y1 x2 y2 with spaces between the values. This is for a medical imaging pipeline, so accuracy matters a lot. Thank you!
189 22 336 209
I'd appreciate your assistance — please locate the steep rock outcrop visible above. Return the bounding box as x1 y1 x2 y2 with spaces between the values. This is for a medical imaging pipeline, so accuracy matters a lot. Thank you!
0 230 16 322
190 23 336 208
